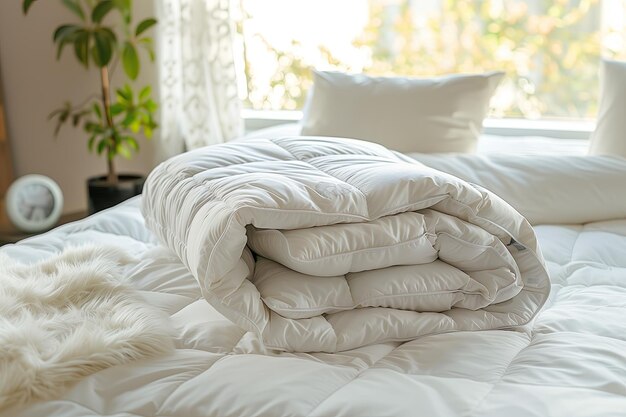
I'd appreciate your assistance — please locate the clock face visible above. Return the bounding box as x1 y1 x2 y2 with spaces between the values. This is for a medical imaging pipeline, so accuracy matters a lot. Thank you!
16 183 55 221
6 175 63 233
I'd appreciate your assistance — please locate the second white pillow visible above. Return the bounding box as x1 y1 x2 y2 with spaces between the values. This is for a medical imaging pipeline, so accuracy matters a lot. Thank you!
589 59 626 157
301 70 504 153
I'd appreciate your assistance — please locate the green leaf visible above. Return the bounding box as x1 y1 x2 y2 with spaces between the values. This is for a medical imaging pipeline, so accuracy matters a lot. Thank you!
144 46 155 61
54 25 82 59
123 136 139 150
53 24 80 42
116 143 132 159
73 30 91 67
137 37 155 61
85 121 104 133
91 0 114 23
61 0 85 21
135 18 157 36
116 92 129 105
142 100 157 113
144 99 157 112
88 135 97 151
112 0 131 10
92 102 103 120
23 0 38 14
72 112 82 126
122 42 139 80
92 29 113 66
121 111 135 128
99 27 117 43
56 42 67 60
109 103 125 116
47 102 70 120
122 84 133 97
76 109 91 124
54 112 69 136
138 85 151 102
97 138 108 155
48 102 72 136
116 84 132 103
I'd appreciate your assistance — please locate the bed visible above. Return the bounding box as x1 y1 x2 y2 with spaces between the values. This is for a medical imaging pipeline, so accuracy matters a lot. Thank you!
2 132 626 417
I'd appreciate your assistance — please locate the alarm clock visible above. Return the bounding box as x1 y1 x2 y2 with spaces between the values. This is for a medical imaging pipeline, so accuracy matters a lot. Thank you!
6 174 63 233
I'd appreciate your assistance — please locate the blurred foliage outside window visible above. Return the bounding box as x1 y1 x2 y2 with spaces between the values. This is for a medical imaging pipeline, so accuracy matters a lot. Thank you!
235 0 626 119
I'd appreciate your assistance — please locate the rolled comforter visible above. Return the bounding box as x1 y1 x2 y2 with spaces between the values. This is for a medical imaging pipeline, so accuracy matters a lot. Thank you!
142 136 550 352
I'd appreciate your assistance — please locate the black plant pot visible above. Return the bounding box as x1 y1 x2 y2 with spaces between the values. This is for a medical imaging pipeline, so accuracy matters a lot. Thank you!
87 174 145 214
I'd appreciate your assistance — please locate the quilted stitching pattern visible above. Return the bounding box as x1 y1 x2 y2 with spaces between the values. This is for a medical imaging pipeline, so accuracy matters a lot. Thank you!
142 137 549 352
2 200 626 416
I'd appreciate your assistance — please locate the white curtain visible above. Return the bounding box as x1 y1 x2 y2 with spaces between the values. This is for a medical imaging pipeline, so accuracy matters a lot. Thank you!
156 0 243 160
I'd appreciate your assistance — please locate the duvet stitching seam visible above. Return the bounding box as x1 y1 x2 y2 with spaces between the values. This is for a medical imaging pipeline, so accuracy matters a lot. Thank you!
268 233 433 262
30 400 174 417
303 343 408 417
462 339 530 417
154 355 233 416
266 287 505 317
269 138 371 216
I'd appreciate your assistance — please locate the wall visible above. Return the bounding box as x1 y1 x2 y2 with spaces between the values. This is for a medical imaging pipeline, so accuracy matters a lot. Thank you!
0 0 158 214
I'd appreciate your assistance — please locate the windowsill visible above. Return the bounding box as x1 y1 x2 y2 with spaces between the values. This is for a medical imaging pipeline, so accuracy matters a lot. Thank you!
242 109 594 140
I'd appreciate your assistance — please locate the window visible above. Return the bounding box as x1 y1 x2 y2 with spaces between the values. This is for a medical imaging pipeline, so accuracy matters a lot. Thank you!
235 0 626 120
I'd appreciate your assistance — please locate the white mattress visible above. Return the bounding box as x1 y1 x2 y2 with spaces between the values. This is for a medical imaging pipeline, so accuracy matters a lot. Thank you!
2 197 626 417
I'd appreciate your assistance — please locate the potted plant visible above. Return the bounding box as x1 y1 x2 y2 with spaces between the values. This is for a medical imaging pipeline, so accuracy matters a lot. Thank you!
23 0 158 213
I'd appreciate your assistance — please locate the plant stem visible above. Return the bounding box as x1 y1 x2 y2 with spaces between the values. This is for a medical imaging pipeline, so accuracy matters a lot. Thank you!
100 66 117 184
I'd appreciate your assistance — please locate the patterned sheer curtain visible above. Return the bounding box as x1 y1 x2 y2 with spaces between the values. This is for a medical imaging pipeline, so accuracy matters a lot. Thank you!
156 0 243 160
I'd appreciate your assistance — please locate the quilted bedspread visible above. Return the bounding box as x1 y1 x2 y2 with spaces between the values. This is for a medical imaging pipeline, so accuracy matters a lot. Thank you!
141 137 550 352
2 190 626 416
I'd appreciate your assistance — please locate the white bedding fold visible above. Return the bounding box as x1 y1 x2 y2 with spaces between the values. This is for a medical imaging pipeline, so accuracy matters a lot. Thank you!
142 136 550 352
407 153 626 224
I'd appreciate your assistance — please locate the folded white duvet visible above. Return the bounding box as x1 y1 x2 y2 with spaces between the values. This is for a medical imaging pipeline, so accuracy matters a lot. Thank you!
142 136 550 352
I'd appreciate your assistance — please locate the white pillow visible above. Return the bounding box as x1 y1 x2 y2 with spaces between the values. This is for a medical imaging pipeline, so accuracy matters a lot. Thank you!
407 153 626 225
301 70 504 153
590 59 626 157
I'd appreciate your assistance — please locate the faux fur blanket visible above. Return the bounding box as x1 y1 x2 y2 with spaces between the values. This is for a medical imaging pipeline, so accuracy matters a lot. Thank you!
0 246 173 412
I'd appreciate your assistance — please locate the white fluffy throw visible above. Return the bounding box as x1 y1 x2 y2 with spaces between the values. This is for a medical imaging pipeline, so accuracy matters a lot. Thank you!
0 246 174 411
